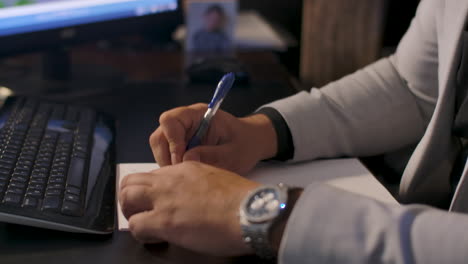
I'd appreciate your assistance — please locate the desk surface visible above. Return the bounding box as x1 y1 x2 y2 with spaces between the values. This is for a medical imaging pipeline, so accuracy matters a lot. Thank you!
0 48 298 264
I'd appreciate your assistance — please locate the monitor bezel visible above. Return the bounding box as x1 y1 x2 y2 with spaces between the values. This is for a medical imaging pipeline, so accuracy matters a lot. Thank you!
0 2 181 58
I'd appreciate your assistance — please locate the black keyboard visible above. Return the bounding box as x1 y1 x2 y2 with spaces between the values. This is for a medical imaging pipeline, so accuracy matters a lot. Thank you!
0 97 115 234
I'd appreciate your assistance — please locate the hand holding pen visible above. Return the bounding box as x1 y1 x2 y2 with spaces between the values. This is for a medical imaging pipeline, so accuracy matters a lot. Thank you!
151 72 278 174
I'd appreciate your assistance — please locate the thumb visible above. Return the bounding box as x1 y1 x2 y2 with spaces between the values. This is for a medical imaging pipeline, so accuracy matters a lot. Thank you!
183 145 228 166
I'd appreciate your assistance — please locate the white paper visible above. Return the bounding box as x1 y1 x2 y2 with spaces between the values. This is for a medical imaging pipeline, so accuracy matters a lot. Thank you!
116 159 398 231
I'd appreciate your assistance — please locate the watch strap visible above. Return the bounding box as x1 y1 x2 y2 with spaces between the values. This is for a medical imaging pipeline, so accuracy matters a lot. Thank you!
240 184 289 260
240 221 276 259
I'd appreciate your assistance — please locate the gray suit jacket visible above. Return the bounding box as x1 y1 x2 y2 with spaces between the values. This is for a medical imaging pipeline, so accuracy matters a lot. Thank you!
265 0 468 263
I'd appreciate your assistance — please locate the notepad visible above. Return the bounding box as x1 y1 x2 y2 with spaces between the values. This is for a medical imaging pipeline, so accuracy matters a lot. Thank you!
116 159 398 231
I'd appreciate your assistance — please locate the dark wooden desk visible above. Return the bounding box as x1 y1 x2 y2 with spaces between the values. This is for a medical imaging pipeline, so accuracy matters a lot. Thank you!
0 47 298 264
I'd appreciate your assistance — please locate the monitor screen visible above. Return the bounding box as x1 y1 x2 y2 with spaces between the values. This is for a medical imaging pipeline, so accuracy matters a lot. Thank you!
0 0 178 37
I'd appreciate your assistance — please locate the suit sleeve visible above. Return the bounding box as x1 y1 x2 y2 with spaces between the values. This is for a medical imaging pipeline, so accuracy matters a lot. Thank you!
279 184 468 264
263 0 440 162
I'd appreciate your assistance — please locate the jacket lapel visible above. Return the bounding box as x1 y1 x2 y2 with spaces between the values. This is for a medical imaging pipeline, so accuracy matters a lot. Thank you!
399 0 468 207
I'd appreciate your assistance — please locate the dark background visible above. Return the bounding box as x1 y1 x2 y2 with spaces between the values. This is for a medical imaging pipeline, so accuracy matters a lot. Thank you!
238 0 420 77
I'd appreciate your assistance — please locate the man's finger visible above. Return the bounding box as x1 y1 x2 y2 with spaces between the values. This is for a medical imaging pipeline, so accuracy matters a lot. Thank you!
159 112 191 165
120 185 154 220
150 130 171 166
159 104 208 165
128 210 165 244
120 173 154 189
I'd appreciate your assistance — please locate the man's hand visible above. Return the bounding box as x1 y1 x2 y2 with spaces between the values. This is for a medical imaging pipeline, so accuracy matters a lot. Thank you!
150 103 277 174
119 161 260 256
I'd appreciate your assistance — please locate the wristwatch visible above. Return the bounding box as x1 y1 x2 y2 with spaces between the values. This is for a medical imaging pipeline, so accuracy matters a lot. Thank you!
239 183 290 259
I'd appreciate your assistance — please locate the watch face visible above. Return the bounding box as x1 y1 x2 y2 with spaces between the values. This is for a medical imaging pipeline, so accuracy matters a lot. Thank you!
245 187 284 223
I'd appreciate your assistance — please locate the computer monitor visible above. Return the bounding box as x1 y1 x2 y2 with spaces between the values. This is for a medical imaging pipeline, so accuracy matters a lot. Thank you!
0 0 180 95
0 0 179 55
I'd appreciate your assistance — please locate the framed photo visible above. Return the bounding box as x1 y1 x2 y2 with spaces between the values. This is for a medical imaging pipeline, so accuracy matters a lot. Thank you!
185 0 238 53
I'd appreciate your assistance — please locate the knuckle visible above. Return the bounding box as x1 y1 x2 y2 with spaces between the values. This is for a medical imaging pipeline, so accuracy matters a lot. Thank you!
159 110 175 125
128 218 145 238
190 103 209 116
181 160 201 169
149 130 161 148
191 103 208 110
159 208 176 231
150 130 168 151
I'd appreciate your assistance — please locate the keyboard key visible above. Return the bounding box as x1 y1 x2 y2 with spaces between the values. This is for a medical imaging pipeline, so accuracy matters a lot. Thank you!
46 189 62 196
42 196 61 211
11 175 28 183
54 161 66 167
44 131 59 140
72 151 87 159
2 153 16 160
30 178 47 185
66 186 80 196
49 177 65 184
35 161 50 168
19 154 35 161
9 181 26 189
3 193 22 205
33 167 48 174
17 159 34 167
0 180 7 190
48 183 64 190
19 150 35 157
0 162 13 170
59 133 73 143
0 168 12 175
0 174 9 181
26 189 43 197
8 139 23 146
30 172 47 179
61 201 83 217
66 157 85 188
51 171 67 178
22 197 38 208
28 184 44 190
15 164 32 172
51 167 67 173
12 169 29 176
6 145 20 151
6 188 24 195
64 194 79 203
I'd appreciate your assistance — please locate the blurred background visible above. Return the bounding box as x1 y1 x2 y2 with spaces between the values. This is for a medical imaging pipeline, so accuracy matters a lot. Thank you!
0 0 422 92
182 0 421 87
237 0 420 86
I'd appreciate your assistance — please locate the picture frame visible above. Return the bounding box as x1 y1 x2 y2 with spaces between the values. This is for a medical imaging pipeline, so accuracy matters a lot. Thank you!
185 0 238 53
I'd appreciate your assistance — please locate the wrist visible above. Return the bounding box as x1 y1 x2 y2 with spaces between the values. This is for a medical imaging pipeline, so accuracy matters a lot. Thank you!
239 184 303 259
241 114 278 161
269 188 303 252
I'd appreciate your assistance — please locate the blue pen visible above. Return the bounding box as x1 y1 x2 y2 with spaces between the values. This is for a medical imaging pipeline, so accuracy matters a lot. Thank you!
186 73 236 150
